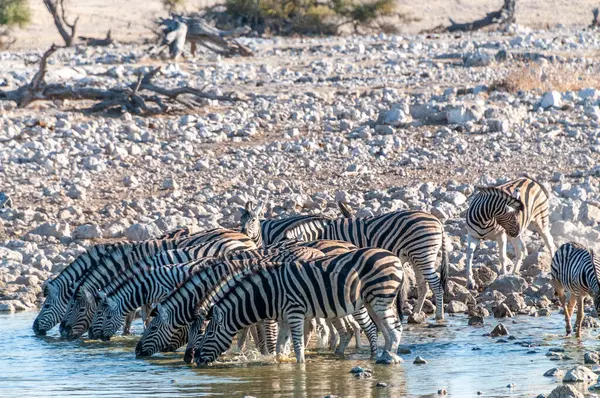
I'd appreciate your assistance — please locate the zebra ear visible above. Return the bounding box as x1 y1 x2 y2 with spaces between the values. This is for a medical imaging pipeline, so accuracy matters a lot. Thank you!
255 200 264 216
337 201 354 218
245 201 254 212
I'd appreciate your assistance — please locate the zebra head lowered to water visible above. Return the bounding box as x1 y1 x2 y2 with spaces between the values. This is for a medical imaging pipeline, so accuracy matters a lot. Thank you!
32 243 121 336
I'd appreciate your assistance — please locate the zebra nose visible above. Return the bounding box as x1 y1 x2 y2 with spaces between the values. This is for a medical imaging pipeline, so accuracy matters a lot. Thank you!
183 347 194 363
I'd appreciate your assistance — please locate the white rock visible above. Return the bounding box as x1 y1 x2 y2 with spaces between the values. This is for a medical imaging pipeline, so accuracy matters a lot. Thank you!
29 222 71 239
124 223 162 241
0 247 23 263
541 91 562 109
562 365 596 382
72 224 103 240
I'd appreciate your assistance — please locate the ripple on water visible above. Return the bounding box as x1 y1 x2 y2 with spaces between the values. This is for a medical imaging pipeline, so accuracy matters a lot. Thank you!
0 311 596 397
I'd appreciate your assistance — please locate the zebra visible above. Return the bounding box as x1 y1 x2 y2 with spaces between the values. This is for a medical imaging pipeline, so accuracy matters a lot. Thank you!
267 207 448 321
551 242 600 338
59 229 256 340
93 244 323 341
465 176 555 290
191 247 405 365
135 239 355 357
239 201 379 355
32 227 192 336
239 200 332 248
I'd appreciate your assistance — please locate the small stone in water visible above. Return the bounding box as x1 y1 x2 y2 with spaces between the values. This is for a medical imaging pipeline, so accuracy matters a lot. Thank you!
349 366 364 374
472 347 481 351
376 382 388 388
496 339 508 343
413 356 427 364
438 389 448 395
548 348 565 353
397 347 412 354
507 383 515 388
477 391 483 395
490 324 509 337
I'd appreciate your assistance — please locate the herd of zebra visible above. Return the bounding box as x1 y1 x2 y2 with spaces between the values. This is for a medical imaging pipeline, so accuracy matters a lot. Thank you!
30 176 600 366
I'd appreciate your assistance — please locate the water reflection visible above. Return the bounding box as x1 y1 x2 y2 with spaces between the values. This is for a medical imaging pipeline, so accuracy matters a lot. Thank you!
0 311 597 397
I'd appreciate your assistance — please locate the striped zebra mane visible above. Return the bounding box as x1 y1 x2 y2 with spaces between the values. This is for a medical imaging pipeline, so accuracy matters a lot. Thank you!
590 248 600 293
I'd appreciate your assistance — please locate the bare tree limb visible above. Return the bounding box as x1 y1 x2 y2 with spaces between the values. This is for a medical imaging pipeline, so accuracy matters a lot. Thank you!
43 0 78 46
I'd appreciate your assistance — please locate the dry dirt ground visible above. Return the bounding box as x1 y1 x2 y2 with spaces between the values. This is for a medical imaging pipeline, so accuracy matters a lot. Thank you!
11 0 600 49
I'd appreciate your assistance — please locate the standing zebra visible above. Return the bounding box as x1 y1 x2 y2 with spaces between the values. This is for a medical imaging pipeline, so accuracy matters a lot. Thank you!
271 207 448 321
192 247 405 365
465 176 555 290
59 229 256 340
551 242 600 338
32 228 191 336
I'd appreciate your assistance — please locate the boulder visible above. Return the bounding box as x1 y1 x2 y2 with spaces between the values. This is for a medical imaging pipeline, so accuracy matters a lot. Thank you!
124 223 162 241
487 275 528 295
72 224 103 240
543 368 564 377
468 315 485 326
493 303 513 318
407 312 426 324
28 222 71 239
580 202 600 226
473 265 497 288
446 281 472 302
501 293 527 312
463 52 492 67
490 323 509 337
0 247 23 263
540 91 562 109
547 385 584 398
584 352 600 364
562 365 596 382
447 300 468 314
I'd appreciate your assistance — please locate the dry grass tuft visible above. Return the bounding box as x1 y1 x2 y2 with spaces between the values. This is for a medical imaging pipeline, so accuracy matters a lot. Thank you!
500 63 600 93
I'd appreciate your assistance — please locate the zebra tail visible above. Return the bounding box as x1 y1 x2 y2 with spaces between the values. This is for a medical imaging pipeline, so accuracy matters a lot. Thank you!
440 230 449 296
396 269 409 323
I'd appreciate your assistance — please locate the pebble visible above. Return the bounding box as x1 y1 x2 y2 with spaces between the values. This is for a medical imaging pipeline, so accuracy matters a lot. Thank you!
413 356 427 364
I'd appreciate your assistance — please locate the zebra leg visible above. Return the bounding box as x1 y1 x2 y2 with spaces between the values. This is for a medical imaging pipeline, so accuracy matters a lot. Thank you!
353 308 378 358
332 317 351 356
498 233 511 275
327 320 339 351
509 236 527 275
347 316 363 349
377 308 403 353
533 221 556 255
412 269 428 316
304 319 316 349
255 322 270 355
141 304 153 328
263 319 278 355
564 293 577 337
288 316 306 363
575 295 585 338
316 318 330 349
123 311 135 335
465 234 479 290
276 321 289 355
237 326 251 351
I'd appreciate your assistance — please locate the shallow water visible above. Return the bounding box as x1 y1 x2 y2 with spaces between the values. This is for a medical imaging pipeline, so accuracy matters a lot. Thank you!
1 311 597 397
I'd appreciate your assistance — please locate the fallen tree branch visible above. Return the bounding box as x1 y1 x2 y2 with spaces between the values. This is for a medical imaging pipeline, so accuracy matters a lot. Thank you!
427 0 516 33
0 47 245 114
79 30 114 46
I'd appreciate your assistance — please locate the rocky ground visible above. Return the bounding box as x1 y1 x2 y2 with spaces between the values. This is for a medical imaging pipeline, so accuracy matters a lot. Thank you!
2 25 600 334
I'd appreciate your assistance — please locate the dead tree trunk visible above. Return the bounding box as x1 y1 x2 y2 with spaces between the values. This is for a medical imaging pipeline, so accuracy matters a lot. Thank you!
446 0 516 32
79 30 114 46
43 0 79 46
0 45 245 114
156 15 253 58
